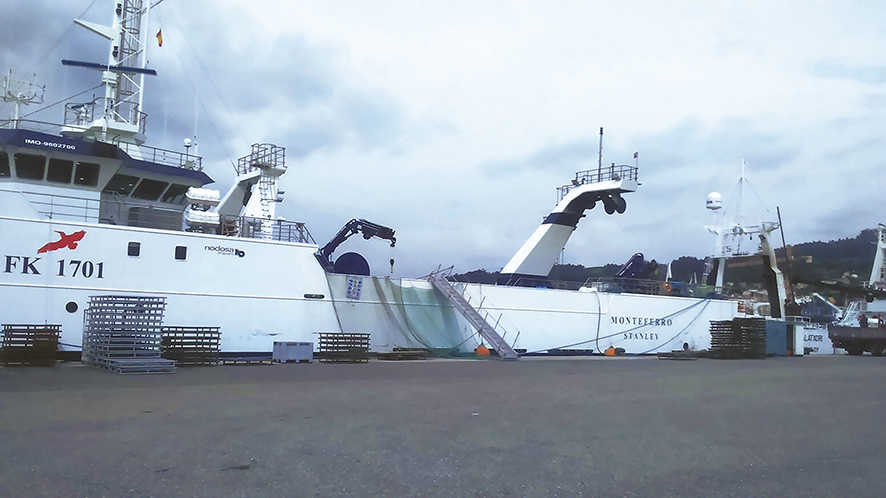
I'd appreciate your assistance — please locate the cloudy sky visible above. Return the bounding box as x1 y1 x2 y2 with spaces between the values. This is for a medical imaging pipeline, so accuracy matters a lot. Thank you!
2 0 884 276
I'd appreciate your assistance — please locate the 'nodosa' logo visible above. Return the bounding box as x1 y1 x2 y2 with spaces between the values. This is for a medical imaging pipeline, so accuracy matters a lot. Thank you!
204 245 245 258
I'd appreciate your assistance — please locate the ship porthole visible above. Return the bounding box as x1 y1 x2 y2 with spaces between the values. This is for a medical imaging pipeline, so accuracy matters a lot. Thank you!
66 301 78 313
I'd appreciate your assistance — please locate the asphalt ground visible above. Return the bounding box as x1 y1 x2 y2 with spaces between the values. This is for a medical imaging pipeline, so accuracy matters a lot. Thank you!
1 356 885 497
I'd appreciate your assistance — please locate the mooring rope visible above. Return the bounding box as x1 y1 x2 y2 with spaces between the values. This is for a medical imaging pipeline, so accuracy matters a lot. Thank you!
638 298 712 354
520 296 714 355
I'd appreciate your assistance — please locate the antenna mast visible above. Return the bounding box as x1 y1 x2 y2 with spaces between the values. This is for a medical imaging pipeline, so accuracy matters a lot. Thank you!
1 68 45 129
597 126 603 179
61 0 156 145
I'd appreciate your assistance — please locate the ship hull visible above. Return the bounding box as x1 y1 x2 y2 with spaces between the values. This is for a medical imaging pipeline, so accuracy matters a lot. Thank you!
1 215 737 355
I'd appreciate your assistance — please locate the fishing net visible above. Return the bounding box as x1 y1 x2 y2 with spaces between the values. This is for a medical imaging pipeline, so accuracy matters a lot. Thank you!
326 274 479 357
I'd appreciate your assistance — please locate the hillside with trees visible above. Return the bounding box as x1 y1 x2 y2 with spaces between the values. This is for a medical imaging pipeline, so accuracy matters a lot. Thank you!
451 229 879 302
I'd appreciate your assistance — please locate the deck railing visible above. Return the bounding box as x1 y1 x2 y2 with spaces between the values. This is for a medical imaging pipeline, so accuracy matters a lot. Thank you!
219 216 315 244
0 188 102 223
557 164 638 199
0 119 202 171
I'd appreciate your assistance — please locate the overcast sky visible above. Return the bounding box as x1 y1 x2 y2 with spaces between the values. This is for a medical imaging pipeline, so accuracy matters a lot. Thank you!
2 0 884 276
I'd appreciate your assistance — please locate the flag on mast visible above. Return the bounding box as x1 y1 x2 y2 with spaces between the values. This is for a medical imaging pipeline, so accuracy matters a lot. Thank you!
156 29 163 47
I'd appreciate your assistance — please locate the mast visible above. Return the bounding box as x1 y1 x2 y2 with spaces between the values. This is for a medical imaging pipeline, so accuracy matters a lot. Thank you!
0 68 45 129
705 163 786 314
597 127 603 179
62 0 156 145
870 224 886 289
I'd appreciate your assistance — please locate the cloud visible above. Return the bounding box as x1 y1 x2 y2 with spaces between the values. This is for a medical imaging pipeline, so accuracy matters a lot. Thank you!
3 0 886 279
812 61 886 85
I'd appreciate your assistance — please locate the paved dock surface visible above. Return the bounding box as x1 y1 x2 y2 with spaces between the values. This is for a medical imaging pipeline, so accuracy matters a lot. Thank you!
2 356 885 497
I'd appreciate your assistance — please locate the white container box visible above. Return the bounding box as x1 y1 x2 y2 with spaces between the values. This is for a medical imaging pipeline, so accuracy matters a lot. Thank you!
272 341 313 363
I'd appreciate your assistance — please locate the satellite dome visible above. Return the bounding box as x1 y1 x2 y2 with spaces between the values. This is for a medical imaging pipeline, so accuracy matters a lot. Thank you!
706 192 723 210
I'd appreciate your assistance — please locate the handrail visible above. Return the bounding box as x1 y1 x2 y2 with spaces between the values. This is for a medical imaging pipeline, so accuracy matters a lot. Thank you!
1 119 202 171
219 215 315 244
557 164 639 199
4 188 318 242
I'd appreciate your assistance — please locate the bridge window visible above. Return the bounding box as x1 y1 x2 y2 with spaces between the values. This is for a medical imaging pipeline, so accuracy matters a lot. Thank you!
104 174 140 195
14 153 46 180
47 159 74 183
74 162 99 186
161 184 190 205
0 151 8 177
132 179 169 200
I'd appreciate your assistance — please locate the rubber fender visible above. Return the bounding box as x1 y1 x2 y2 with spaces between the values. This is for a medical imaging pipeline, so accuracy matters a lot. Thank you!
612 193 627 214
602 195 616 214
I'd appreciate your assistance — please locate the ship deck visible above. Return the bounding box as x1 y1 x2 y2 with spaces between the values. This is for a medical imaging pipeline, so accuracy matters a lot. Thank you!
2 356 884 496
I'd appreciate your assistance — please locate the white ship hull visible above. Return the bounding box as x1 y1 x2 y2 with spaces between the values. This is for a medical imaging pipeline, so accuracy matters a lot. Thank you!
0 215 737 355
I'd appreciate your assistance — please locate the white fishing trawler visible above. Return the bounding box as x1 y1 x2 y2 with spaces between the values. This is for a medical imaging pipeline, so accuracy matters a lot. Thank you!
1 0 749 358
825 224 886 355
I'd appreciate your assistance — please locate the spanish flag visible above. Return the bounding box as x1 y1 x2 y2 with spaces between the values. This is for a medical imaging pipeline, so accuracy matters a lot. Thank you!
156 29 163 47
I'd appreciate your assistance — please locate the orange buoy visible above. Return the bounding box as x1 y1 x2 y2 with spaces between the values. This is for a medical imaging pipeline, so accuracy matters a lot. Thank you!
476 344 490 356
604 346 616 357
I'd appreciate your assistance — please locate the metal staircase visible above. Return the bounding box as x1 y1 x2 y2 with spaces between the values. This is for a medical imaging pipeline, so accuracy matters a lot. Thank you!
256 174 277 237
236 144 286 239
428 274 519 360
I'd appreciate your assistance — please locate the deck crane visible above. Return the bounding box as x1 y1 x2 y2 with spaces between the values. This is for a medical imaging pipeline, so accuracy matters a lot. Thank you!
315 219 397 273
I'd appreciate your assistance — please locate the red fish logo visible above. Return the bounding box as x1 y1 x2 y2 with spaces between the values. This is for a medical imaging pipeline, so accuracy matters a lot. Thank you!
37 230 86 254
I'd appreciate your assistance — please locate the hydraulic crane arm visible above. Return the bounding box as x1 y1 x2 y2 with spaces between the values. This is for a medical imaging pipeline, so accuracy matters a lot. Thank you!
315 218 396 271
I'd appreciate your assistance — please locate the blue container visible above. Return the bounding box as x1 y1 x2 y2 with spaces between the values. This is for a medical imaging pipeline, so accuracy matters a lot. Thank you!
765 320 787 356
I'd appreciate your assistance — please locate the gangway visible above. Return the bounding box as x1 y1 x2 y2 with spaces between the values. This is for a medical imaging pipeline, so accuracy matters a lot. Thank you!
428 273 519 360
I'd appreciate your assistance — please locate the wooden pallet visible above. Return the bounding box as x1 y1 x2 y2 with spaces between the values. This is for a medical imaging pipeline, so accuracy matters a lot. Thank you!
161 326 221 366
376 348 429 361
709 318 767 359
219 355 273 365
318 332 370 363
1 324 61 366
109 358 176 374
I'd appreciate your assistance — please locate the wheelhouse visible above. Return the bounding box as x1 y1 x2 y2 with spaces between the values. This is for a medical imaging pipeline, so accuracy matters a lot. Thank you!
0 127 212 230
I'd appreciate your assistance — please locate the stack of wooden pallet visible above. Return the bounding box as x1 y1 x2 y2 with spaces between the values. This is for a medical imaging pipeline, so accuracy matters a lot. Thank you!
1 324 61 366
709 318 767 359
161 326 221 366
82 296 175 374
377 348 429 361
318 332 371 363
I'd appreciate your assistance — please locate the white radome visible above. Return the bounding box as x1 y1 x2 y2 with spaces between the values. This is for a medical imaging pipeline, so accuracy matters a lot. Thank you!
706 191 723 210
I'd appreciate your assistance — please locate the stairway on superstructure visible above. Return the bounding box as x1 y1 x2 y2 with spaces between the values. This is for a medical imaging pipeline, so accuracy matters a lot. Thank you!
428 274 519 360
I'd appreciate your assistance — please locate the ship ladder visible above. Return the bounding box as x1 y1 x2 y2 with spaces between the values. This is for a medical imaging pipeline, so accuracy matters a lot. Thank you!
428 274 519 360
